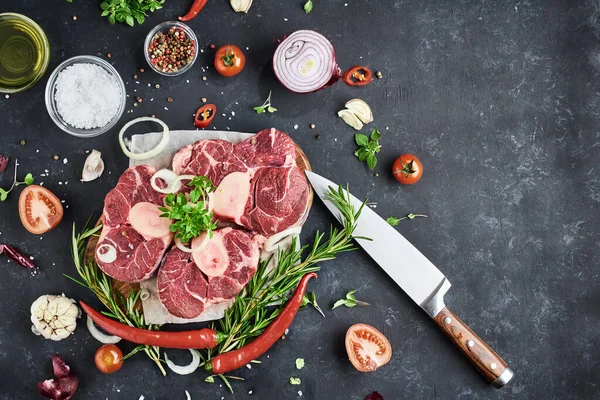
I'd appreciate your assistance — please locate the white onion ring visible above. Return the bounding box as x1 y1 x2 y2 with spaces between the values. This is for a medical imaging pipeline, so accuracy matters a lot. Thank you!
175 236 210 253
264 226 303 252
96 244 117 263
151 169 181 194
86 316 121 344
273 30 341 93
164 349 200 375
119 117 170 160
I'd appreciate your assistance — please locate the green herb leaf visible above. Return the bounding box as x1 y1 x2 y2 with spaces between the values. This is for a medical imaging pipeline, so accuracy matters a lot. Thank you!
371 128 381 141
125 15 135 27
24 173 34 185
289 377 302 385
332 289 369 309
296 358 305 370
386 217 400 226
367 154 377 170
254 91 276 115
0 188 7 202
304 0 313 14
354 128 382 170
355 133 369 147
253 106 266 114
205 376 215 383
108 14 116 25
267 106 277 113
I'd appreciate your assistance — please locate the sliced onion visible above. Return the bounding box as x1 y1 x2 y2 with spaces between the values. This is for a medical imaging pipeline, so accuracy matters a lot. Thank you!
151 169 181 194
175 235 210 253
273 30 341 94
264 226 303 252
185 390 191 400
205 192 214 215
119 117 170 160
87 316 121 344
164 349 200 375
96 244 117 264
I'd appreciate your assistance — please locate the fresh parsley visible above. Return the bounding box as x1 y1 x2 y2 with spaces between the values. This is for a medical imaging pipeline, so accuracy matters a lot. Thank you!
332 290 369 309
386 213 428 226
304 0 313 14
253 91 277 114
354 128 382 170
158 176 217 243
301 291 325 317
100 0 164 27
0 160 34 202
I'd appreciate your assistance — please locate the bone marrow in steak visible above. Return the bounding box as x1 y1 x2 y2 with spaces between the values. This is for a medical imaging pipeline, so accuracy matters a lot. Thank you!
157 228 265 318
234 128 296 168
240 166 310 236
172 140 247 186
96 165 172 283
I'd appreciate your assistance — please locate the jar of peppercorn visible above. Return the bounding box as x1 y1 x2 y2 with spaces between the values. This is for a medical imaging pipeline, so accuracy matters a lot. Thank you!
144 21 198 76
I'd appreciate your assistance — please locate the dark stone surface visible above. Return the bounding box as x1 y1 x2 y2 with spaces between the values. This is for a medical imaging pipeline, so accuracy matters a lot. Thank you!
1 0 599 399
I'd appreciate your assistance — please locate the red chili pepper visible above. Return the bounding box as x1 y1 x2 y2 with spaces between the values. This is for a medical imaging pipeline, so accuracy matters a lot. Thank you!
342 66 374 87
194 104 216 128
80 301 225 349
0 244 38 275
179 0 208 22
206 272 317 375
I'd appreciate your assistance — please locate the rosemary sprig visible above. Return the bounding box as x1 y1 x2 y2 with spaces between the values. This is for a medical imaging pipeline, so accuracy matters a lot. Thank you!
67 217 166 376
212 185 365 354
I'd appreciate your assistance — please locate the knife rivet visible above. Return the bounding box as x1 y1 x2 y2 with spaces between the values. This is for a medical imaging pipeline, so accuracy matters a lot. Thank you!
444 317 451 324
490 363 497 370
467 340 475 347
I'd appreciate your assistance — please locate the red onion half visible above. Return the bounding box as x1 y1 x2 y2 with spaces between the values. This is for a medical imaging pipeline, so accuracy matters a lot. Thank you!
273 30 342 93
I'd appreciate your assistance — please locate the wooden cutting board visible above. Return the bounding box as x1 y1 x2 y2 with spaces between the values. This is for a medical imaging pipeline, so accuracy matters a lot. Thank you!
84 142 313 304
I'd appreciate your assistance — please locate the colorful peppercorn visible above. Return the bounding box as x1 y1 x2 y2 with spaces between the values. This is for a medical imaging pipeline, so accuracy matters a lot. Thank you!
147 27 196 74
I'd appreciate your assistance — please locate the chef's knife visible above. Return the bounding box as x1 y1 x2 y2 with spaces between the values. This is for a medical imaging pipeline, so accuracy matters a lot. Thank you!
305 171 514 388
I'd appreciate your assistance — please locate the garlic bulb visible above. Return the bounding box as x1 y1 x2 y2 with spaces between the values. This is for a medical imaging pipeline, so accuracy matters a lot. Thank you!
31 294 81 341
81 150 104 182
230 0 253 13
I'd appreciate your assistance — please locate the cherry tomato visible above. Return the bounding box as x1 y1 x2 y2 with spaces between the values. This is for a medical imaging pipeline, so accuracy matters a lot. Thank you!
18 185 63 234
342 66 374 87
392 154 423 185
94 344 123 374
214 45 246 77
345 323 392 372
194 104 216 128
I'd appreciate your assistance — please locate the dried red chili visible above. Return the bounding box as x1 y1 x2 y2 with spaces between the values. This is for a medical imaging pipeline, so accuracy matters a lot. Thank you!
194 104 216 128
342 66 374 87
0 154 8 173
179 0 208 22
0 244 37 275
80 301 226 349
365 392 384 400
206 272 317 375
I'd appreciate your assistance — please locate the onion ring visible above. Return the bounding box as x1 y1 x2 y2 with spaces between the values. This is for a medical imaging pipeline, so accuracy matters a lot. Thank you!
273 30 341 93
86 316 121 344
119 117 170 160
264 226 303 252
164 349 200 375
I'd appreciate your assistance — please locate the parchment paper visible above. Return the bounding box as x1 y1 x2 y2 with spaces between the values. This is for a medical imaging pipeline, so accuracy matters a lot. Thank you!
129 130 298 325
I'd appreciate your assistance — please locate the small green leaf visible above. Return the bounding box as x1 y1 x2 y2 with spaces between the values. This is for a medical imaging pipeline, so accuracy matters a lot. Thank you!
108 14 116 24
304 0 313 14
367 154 377 170
355 134 369 147
0 188 8 202
135 14 145 25
253 106 266 114
100 2 109 10
296 358 305 369
205 376 215 383
24 173 34 185
346 290 357 301
101 10 110 16
386 217 400 226
332 299 346 309
370 128 381 141
289 377 302 385
125 15 135 26
267 106 277 113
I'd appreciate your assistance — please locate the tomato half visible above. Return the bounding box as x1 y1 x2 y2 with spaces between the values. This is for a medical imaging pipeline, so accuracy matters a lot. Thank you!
94 344 123 374
214 45 246 77
342 66 374 87
345 323 392 372
194 104 216 128
18 185 63 234
392 154 423 185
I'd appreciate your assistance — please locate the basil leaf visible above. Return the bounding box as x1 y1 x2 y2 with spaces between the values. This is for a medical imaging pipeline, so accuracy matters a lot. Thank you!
370 128 381 141
355 134 369 147
367 154 377 170
24 173 34 185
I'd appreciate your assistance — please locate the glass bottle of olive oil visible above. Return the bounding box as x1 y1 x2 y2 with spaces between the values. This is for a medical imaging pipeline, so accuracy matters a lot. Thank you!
0 13 49 93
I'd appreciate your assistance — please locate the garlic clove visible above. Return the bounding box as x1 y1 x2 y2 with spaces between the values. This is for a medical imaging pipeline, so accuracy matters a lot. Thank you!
65 323 77 333
54 329 71 340
46 299 59 317
81 150 105 182
63 303 80 318
338 109 364 130
345 99 373 124
56 297 73 316
230 0 253 13
32 325 41 335
38 322 53 339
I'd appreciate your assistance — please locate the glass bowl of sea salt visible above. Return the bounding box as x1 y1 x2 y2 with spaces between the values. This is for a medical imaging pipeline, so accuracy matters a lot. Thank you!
45 55 126 137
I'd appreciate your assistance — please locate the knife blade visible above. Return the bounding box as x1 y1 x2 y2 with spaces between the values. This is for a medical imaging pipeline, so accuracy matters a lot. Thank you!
305 171 514 388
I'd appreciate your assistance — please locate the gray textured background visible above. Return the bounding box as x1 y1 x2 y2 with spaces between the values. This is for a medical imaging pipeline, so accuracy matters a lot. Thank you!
0 0 599 399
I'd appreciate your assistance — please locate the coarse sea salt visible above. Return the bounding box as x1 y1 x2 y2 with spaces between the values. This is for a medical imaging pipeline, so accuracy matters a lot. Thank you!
54 63 121 129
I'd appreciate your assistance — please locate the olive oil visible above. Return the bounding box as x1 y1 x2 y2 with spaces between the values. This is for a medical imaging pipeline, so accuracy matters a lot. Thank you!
0 13 49 92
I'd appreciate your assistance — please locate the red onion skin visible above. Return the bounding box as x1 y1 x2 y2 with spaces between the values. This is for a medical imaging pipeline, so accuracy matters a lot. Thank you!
38 355 79 400
272 32 341 94
0 154 8 172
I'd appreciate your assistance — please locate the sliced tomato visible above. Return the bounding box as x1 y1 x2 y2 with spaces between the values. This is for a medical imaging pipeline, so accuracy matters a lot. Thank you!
94 344 123 374
18 185 63 234
345 323 392 372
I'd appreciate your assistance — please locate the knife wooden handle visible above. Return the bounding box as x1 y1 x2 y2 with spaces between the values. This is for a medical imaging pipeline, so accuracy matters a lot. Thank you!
433 307 514 388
